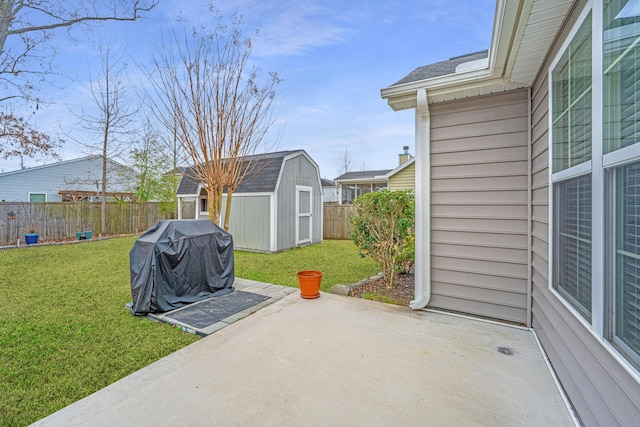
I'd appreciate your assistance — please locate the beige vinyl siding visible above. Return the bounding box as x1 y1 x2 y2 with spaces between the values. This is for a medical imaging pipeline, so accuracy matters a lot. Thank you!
388 162 415 191
530 1 640 424
429 89 529 324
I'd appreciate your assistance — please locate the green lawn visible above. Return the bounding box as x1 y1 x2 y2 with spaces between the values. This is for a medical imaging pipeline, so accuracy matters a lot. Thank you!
234 240 379 291
0 237 378 426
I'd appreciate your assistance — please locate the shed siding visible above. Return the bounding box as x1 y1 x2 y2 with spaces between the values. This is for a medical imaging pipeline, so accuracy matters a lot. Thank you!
429 89 529 323
388 162 415 191
220 194 271 252
530 1 640 424
276 154 322 250
0 157 133 202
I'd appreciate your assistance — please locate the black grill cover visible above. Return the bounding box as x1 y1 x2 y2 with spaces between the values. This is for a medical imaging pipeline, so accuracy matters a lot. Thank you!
129 220 235 315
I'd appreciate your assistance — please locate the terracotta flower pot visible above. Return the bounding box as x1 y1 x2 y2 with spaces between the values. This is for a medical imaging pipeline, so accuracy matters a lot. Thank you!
297 270 322 299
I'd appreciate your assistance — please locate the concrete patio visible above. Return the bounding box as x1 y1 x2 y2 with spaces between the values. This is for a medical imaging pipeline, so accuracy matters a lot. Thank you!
34 290 575 426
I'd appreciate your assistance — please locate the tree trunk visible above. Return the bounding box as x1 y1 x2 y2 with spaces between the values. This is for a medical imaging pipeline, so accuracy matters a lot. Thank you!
223 189 233 231
101 143 108 235
207 187 222 225
0 1 13 55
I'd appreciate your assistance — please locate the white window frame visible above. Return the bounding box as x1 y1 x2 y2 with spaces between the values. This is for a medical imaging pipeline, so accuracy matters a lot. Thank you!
549 2 598 331
548 0 640 381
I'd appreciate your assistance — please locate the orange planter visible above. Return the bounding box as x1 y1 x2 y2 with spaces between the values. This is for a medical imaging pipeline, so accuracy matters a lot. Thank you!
297 270 322 299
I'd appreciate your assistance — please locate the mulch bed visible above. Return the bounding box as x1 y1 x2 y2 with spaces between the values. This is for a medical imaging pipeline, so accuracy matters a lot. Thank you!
349 272 415 305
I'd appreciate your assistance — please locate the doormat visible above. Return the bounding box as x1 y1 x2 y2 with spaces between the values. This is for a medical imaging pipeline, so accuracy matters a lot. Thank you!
159 290 270 331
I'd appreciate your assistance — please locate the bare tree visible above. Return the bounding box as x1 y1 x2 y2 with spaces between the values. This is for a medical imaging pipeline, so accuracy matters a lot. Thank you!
146 12 280 228
0 111 62 160
337 147 352 176
73 41 138 235
0 0 157 104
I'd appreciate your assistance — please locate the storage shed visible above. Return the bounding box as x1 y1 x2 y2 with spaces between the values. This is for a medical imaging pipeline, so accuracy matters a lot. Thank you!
177 150 323 252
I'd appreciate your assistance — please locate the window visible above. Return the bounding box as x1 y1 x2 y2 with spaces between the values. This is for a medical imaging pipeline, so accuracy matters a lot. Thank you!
28 193 46 202
604 0 640 367
553 175 592 320
551 12 593 320
552 12 593 173
610 161 640 365
550 0 640 370
200 197 207 213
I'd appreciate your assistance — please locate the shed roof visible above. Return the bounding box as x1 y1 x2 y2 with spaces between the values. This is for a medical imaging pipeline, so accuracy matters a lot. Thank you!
391 50 489 86
177 150 306 196
334 169 392 182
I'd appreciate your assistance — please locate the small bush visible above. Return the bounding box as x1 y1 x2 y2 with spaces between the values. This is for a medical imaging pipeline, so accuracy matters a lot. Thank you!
349 190 415 288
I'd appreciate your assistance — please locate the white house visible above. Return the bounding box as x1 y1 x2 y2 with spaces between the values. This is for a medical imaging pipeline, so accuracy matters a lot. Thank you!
0 155 136 202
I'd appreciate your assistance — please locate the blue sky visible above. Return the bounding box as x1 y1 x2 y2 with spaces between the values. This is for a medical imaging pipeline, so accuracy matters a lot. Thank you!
1 0 496 179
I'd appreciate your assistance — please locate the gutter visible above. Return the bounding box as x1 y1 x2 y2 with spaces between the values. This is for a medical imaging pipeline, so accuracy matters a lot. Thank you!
410 88 431 310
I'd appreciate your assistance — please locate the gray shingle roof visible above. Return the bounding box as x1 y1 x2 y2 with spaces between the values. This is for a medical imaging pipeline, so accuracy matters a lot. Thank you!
334 170 392 181
391 50 488 87
177 150 302 195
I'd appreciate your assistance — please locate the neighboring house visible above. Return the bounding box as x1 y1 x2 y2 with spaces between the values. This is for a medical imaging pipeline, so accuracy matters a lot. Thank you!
334 146 415 203
321 178 338 203
333 169 390 204
386 147 415 191
381 0 640 424
0 155 136 202
176 150 322 253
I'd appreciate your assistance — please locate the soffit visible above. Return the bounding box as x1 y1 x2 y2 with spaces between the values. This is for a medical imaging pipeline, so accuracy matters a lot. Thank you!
507 0 575 86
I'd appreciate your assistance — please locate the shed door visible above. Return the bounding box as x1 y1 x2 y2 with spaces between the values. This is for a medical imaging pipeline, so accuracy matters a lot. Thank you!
296 186 312 245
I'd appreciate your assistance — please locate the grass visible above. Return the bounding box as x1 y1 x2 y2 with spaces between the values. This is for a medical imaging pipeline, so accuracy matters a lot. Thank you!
234 240 380 292
360 292 405 305
0 236 199 426
0 237 378 426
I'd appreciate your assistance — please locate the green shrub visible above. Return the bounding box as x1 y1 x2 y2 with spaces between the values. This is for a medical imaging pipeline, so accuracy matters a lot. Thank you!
349 190 415 288
396 229 415 274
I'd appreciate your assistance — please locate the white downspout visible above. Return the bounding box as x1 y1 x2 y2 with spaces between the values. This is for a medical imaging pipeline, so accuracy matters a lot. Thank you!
411 88 431 310
177 195 183 220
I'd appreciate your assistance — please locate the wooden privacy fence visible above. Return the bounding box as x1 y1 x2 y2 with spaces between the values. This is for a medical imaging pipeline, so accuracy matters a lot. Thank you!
0 202 173 245
323 204 355 240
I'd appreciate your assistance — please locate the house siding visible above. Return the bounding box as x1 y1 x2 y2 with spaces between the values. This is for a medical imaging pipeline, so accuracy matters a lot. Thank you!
0 157 133 202
276 154 322 250
530 1 640 425
388 162 415 191
220 194 271 252
429 89 529 324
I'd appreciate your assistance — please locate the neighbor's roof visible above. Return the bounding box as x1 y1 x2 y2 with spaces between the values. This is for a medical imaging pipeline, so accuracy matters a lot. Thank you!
177 150 307 195
0 155 124 178
391 50 488 87
334 170 392 182
321 178 335 187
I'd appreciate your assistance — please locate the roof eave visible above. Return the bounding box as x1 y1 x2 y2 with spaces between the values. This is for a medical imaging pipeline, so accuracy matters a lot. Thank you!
380 0 531 110
385 157 415 178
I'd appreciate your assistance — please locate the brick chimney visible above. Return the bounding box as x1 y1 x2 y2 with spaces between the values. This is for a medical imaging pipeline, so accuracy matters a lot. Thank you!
399 146 412 165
